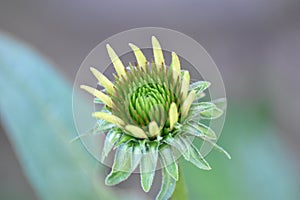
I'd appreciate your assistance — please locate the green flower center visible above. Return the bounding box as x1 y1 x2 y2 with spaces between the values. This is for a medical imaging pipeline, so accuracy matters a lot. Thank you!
129 83 173 127
110 63 181 132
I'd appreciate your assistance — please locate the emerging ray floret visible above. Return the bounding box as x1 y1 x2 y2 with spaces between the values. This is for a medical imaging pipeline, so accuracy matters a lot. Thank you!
80 36 230 200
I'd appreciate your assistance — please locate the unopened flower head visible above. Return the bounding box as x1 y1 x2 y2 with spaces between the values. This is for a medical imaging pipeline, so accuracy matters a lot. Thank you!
80 36 230 200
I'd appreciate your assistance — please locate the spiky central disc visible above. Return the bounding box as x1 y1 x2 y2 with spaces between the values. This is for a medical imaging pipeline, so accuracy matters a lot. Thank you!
130 83 171 126
110 63 181 131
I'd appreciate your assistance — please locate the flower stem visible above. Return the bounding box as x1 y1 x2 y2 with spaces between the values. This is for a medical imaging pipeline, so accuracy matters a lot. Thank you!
171 164 188 200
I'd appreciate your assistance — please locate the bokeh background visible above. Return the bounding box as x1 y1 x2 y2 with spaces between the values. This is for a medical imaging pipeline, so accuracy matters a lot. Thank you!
0 1 300 200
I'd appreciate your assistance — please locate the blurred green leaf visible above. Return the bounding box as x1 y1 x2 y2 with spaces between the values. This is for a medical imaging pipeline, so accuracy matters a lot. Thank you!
0 34 116 200
181 104 300 200
156 164 176 200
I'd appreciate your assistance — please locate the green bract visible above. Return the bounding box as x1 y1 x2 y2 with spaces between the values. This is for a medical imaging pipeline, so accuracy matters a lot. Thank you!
80 36 230 200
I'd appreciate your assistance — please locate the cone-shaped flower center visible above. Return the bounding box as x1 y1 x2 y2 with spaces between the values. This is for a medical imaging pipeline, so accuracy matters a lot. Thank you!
79 36 230 200
111 63 181 134
130 83 169 126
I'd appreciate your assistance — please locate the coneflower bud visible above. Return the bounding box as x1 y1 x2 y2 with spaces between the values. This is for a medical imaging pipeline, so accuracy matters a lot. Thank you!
80 36 230 200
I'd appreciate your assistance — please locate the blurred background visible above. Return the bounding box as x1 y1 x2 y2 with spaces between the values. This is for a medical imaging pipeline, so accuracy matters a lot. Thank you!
0 0 300 200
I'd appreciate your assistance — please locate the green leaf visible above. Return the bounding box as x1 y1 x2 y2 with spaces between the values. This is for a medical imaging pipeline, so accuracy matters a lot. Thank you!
69 124 99 142
212 97 226 110
187 144 211 170
165 135 190 160
189 81 210 93
115 134 135 147
156 164 176 200
131 144 142 172
186 122 217 140
191 102 223 119
205 140 231 159
97 119 116 133
101 129 122 162
94 97 104 104
105 144 132 185
0 34 116 200
182 105 300 200
159 145 179 181
200 107 223 119
140 142 159 192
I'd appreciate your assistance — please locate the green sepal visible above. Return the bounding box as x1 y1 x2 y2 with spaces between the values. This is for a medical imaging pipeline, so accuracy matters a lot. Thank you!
191 102 223 119
140 141 159 192
156 162 176 200
101 129 122 163
131 144 142 172
189 81 210 93
164 134 190 160
194 92 206 102
212 97 226 111
70 124 101 142
114 134 135 147
186 122 217 140
94 97 104 104
96 119 115 133
105 144 133 186
187 144 211 170
205 139 231 159
159 145 179 181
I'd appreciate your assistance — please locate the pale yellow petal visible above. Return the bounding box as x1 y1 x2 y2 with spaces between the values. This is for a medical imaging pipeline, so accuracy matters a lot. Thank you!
148 121 160 137
170 52 181 82
125 125 148 139
106 44 127 78
92 112 125 127
181 90 196 119
128 43 147 70
181 71 190 100
170 52 180 72
152 36 164 69
90 67 115 94
80 85 113 107
169 102 178 130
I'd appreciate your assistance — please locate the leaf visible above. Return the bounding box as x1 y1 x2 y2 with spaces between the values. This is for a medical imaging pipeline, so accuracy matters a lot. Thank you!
97 119 116 133
131 144 142 172
140 141 159 192
191 102 223 119
205 140 231 159
105 144 133 185
212 97 227 110
188 144 211 170
165 135 190 160
182 105 300 200
105 171 131 186
186 122 217 140
0 34 116 200
94 97 104 104
101 129 122 162
114 134 135 147
200 107 223 119
156 164 176 200
189 81 210 93
159 145 179 181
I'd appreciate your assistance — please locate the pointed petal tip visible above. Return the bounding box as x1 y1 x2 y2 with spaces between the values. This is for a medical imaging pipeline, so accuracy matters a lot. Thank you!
128 42 134 47
169 102 178 130
125 125 148 139
106 43 127 78
148 121 160 137
129 42 147 68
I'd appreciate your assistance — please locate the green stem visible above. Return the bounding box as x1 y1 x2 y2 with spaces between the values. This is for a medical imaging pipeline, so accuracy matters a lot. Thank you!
171 165 188 200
